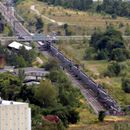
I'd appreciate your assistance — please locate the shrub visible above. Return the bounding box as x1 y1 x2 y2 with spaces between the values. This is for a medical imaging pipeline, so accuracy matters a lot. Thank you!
98 111 105 122
111 14 117 19
122 78 130 93
104 62 126 77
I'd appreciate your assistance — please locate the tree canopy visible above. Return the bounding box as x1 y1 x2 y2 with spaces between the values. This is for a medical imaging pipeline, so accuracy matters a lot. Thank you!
38 0 93 10
35 79 57 107
89 28 130 61
0 44 36 67
97 0 130 18
122 78 130 93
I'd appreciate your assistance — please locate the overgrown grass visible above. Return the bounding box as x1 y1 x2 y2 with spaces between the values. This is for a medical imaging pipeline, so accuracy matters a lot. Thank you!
55 39 130 107
16 0 130 35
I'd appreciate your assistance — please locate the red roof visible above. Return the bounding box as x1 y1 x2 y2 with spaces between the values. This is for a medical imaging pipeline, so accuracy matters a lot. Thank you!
43 115 60 123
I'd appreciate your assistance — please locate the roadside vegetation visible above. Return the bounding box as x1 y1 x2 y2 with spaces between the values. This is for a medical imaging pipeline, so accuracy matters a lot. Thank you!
89 27 130 61
38 0 130 19
16 0 130 36
0 13 12 36
0 43 36 67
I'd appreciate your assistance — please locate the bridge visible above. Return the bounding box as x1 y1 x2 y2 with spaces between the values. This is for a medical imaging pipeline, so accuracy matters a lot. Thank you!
0 35 130 42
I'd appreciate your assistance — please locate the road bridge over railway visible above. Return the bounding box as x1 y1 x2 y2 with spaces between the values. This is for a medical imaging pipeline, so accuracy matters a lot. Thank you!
0 35 130 42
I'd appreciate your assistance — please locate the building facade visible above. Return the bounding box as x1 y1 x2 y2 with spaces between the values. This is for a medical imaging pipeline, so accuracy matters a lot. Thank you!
0 100 31 130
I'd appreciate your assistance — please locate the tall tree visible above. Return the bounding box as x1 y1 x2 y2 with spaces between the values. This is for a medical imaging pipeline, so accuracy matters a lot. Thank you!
35 79 57 107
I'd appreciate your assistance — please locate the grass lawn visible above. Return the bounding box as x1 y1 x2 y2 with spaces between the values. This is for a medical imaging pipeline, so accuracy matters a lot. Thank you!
16 0 130 35
69 96 130 130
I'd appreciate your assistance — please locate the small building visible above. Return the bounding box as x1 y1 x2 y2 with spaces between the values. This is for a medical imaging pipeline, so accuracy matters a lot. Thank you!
8 41 32 51
0 98 31 130
43 115 60 124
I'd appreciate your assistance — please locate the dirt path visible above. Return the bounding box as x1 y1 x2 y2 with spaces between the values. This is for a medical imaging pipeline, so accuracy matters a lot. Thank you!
30 5 64 26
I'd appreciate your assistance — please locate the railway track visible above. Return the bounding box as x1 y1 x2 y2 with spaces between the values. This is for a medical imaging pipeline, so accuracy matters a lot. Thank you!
63 68 105 114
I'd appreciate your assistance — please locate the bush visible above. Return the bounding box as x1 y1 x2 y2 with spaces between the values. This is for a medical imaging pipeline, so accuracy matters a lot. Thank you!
98 111 105 122
67 109 80 124
44 58 59 71
104 62 126 77
96 49 109 60
110 48 129 61
84 47 96 60
122 78 130 93
89 28 129 61
111 14 117 19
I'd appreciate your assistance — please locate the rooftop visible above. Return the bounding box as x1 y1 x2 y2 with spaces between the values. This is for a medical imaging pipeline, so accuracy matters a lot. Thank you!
8 41 32 51
0 98 27 106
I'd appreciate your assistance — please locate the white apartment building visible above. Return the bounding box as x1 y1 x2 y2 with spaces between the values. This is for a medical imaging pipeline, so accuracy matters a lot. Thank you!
0 99 31 130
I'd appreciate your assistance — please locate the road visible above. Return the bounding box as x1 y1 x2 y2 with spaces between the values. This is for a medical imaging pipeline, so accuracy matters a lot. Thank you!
0 66 49 76
1 35 130 42
0 2 118 114
0 66 49 84
30 5 76 26
14 67 49 76
0 2 30 38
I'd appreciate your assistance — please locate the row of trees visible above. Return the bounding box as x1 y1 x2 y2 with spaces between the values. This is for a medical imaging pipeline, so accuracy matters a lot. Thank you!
37 0 130 18
104 62 126 77
38 0 93 10
97 0 130 17
86 28 130 61
103 62 130 93
28 16 44 33
0 13 12 35
0 44 36 67
0 13 4 33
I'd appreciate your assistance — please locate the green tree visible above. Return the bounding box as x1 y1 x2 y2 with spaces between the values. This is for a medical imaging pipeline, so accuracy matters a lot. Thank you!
125 25 130 35
18 69 25 82
41 0 93 11
0 19 4 33
105 62 126 77
89 28 128 61
35 79 57 107
67 109 79 124
35 17 44 33
0 73 21 100
98 111 105 122
16 55 26 67
19 85 37 104
122 78 130 93
110 48 129 61
44 58 59 71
